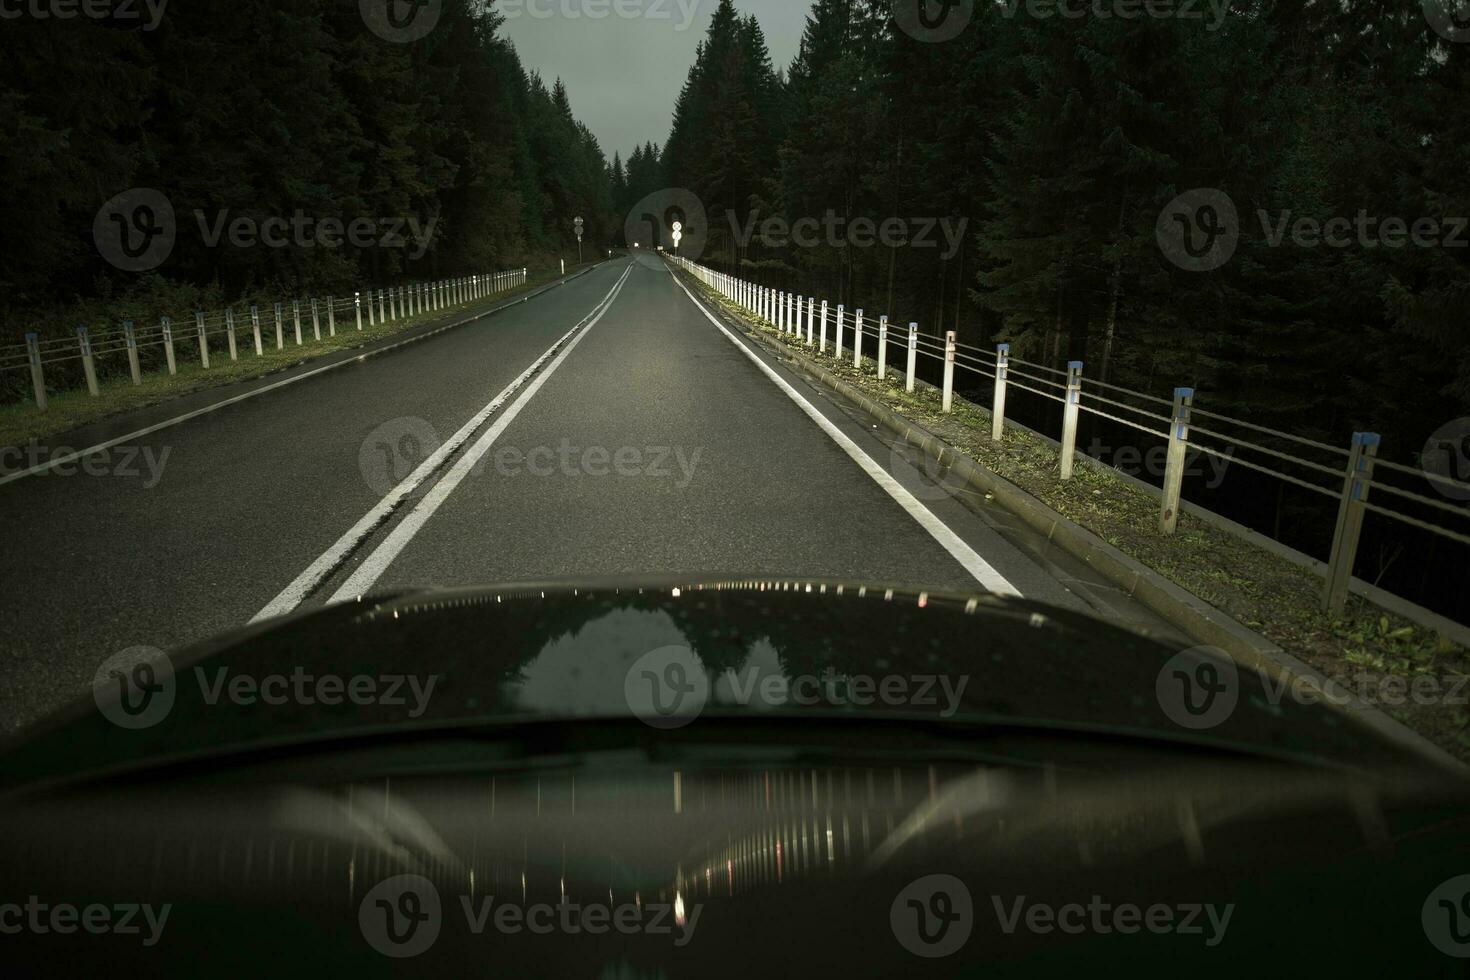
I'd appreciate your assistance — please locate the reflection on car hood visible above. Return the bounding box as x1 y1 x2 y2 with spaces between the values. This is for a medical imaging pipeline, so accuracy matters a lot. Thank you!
0 577 1434 790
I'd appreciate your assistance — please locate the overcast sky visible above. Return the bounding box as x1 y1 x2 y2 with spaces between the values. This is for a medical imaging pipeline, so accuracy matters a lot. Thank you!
498 0 813 163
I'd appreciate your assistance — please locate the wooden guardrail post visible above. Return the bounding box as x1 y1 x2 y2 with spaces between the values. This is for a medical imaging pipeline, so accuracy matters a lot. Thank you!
1160 387 1195 534
1323 432 1381 615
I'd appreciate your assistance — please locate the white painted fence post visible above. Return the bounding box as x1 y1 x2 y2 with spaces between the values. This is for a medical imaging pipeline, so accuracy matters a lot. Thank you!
125 320 143 381
819 301 829 353
1323 432 1381 614
835 305 845 359
992 344 1009 442
160 317 177 376
78 326 100 394
807 298 815 344
327 297 336 337
196 311 210 368
942 331 956 413
1060 361 1083 480
877 316 889 380
251 306 264 355
1160 387 1195 534
853 309 864 369
274 303 285 347
354 292 363 331
906 322 918 393
225 310 238 361
25 333 46 410
311 299 321 340
292 300 303 345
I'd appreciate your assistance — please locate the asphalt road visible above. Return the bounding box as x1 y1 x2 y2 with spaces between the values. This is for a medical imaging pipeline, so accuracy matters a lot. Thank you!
0 253 1182 733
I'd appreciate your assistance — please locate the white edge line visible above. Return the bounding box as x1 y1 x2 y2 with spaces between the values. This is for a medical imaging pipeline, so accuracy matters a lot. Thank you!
0 264 614 489
324 266 632 603
668 266 1022 598
250 263 633 622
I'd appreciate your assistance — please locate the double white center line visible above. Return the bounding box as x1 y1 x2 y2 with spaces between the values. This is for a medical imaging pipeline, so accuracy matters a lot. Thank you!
252 262 633 622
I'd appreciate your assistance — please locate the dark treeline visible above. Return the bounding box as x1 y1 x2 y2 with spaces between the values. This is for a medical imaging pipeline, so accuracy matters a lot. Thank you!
651 0 1470 461
0 0 616 335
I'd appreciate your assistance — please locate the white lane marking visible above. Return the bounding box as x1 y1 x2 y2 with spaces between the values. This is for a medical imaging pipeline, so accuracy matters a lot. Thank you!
324 264 634 603
251 263 634 622
669 269 1022 597
0 265 615 488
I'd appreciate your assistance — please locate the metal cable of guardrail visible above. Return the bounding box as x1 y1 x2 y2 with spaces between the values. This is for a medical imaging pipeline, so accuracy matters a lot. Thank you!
1008 356 1069 377
1190 442 1339 498
1186 422 1349 480
1363 477 1470 520
1190 405 1352 457
1361 500 1470 547
1081 375 1176 407
1007 367 1067 391
1077 403 1169 440
1083 390 1173 424
1372 454 1470 492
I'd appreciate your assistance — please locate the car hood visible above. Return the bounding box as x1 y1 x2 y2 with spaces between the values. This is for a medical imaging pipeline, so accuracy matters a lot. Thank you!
0 577 1437 791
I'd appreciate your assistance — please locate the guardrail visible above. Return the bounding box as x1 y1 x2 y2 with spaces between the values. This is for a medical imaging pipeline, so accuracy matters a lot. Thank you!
2 268 530 409
672 255 1470 617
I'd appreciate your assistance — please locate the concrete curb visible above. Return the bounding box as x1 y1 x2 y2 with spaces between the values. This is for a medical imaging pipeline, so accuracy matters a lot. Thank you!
679 271 1468 776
